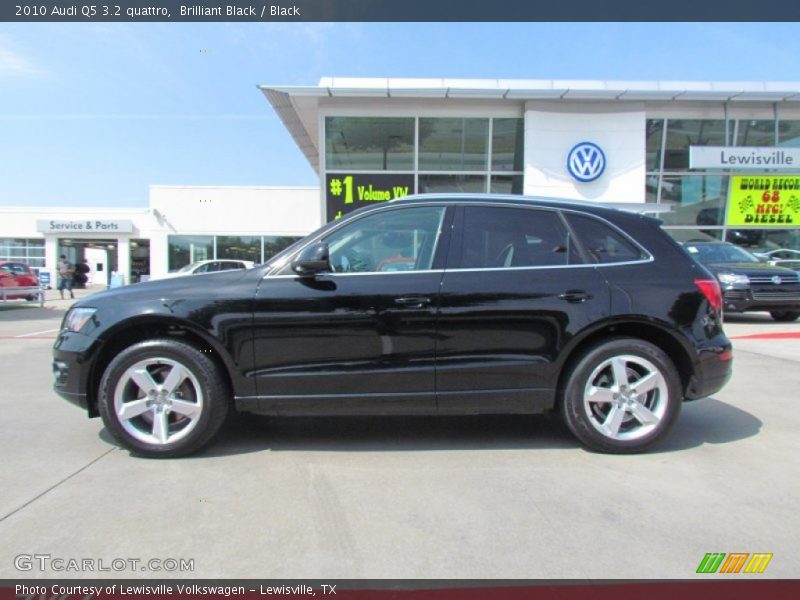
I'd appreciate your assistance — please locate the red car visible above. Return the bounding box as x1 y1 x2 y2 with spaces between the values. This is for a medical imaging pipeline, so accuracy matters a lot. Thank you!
0 261 40 300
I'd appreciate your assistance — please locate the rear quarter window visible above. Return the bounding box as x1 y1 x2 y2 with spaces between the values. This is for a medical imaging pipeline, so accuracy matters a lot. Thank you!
565 213 648 264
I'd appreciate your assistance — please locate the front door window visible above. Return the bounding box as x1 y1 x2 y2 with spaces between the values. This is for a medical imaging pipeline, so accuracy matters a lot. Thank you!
323 206 446 273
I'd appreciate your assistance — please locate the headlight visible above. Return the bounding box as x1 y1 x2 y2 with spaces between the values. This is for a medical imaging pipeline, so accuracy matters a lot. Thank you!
63 307 97 332
717 273 750 288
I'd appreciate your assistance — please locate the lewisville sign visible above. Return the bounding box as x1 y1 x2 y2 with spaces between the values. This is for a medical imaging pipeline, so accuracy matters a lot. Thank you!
690 146 800 170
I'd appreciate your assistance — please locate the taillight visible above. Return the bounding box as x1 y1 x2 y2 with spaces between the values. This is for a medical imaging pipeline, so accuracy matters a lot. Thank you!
695 278 723 312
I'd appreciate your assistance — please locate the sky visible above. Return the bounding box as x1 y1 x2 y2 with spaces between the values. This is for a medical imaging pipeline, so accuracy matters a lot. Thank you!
2 22 800 207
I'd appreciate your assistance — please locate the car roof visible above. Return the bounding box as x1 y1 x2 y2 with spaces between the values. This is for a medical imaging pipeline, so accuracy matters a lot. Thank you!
681 241 732 246
387 193 656 221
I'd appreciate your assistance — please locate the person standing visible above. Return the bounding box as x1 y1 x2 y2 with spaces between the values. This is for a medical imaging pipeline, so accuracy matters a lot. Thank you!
57 254 75 300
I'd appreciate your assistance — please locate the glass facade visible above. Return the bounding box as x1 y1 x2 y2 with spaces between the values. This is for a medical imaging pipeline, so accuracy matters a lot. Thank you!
323 113 800 254
325 117 414 171
325 116 525 198
0 238 45 267
167 235 301 271
418 118 489 171
647 117 800 253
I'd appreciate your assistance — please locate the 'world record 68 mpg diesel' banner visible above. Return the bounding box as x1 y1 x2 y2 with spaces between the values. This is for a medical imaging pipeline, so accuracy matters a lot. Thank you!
727 175 800 226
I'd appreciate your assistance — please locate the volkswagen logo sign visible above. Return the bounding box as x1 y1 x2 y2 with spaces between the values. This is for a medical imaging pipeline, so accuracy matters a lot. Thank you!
772 275 783 285
567 142 606 183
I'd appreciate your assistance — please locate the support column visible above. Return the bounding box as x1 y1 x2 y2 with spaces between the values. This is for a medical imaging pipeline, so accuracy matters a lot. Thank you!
117 237 131 286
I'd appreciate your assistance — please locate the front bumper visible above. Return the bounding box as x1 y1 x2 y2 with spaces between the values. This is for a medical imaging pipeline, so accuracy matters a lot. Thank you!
52 330 103 417
722 288 800 313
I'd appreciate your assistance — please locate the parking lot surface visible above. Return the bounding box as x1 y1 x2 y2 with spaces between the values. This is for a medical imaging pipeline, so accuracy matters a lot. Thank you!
1 290 799 579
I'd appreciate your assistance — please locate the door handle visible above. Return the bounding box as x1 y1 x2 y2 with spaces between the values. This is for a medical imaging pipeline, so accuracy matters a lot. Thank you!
394 296 431 308
558 290 592 303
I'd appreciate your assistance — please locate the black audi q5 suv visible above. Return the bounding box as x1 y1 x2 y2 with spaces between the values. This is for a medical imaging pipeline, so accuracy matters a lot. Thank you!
53 194 732 457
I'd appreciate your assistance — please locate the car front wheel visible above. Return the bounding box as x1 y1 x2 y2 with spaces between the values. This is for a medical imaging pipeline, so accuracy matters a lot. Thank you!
770 311 800 322
98 339 230 458
561 338 682 453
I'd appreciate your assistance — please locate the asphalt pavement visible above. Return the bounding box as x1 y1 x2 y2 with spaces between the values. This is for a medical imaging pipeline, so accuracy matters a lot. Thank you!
1 289 798 579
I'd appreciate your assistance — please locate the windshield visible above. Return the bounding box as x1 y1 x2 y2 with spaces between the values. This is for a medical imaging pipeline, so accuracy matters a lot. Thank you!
686 243 761 264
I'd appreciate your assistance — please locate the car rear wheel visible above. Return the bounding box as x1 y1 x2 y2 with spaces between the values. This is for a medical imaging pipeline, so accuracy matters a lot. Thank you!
770 311 800 322
98 339 230 458
560 338 681 453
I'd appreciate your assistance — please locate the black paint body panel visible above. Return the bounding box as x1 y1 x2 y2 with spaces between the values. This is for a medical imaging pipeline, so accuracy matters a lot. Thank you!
53 195 733 419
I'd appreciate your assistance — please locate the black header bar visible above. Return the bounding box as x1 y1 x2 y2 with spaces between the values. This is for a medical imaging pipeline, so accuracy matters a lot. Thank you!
3 0 800 22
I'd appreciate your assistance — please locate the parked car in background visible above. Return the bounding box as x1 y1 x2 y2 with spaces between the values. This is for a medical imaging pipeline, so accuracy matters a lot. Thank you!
683 241 800 321
152 259 255 280
54 195 732 458
0 261 40 300
751 248 800 272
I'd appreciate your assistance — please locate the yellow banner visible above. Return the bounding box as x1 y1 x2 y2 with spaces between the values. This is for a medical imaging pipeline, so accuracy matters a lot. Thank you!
727 175 800 226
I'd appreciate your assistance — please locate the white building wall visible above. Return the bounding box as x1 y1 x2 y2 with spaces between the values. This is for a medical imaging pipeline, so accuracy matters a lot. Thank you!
523 102 646 203
148 185 321 277
0 186 323 283
149 185 321 235
0 207 153 284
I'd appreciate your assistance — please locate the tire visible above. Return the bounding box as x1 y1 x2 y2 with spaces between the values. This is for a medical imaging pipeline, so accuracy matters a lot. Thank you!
770 311 800 322
98 338 230 458
560 338 682 454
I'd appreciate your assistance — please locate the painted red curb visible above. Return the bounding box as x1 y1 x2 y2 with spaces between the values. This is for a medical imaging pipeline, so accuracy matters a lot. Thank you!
730 331 800 340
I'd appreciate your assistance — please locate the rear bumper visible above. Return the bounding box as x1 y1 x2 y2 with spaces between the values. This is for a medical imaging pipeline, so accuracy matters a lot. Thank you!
685 341 733 400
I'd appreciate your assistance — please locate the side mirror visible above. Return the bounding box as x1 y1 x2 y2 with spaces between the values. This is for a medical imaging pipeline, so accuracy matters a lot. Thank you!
292 242 331 276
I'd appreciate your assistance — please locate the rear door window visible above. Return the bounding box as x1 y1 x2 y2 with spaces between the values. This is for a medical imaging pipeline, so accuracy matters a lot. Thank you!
564 213 648 264
458 206 580 268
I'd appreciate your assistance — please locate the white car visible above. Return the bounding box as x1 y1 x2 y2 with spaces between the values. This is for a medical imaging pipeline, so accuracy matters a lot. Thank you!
154 259 255 280
752 248 800 271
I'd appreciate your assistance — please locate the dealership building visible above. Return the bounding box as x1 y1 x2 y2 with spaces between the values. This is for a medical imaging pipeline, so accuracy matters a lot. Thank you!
3 78 800 284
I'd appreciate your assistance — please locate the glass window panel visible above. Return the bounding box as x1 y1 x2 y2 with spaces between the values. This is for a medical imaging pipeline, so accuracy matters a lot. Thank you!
263 236 302 262
659 175 728 226
491 118 524 172
726 228 800 254
325 117 414 171
216 236 260 263
778 120 800 147
323 207 446 273
663 229 723 243
419 174 486 193
646 175 660 202
419 118 489 171
460 206 580 268
168 235 213 272
736 120 775 146
490 175 524 195
565 214 646 264
646 119 664 171
664 119 727 170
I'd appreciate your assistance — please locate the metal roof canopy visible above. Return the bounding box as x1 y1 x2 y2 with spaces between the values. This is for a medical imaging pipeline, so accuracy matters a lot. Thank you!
259 77 800 171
